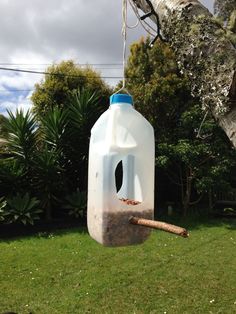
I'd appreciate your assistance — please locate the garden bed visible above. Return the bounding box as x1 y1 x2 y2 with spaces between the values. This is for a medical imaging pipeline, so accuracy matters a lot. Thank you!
0 218 86 239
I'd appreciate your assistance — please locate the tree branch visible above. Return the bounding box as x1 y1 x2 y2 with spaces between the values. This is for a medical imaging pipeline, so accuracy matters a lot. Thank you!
132 0 236 147
189 193 203 205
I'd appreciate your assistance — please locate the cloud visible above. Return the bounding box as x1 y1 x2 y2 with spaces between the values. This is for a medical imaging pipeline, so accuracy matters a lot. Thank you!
0 0 214 65
0 71 38 115
17 95 33 114
0 0 138 65
0 72 38 90
0 91 33 116
0 101 18 114
0 0 213 115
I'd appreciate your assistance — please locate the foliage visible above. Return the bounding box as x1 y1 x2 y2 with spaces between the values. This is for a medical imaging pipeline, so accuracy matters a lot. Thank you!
228 9 236 33
0 114 8 138
32 149 63 220
2 109 37 165
0 197 7 222
0 193 42 225
40 107 68 150
0 159 27 197
224 207 236 213
214 0 236 22
0 110 38 199
125 37 236 214
0 110 58 219
68 88 103 147
64 88 104 190
37 88 103 194
214 0 236 46
0 86 105 221
38 109 68 206
64 190 87 218
124 37 191 141
0 110 65 221
31 60 111 118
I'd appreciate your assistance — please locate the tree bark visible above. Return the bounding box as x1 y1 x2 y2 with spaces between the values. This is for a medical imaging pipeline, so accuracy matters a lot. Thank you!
132 0 236 146
183 168 192 217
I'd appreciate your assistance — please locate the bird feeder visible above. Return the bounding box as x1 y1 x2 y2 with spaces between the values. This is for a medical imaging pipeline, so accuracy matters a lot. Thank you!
87 94 188 247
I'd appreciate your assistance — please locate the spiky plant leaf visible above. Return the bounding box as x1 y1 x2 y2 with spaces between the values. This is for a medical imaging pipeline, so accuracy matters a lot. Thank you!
2 109 37 164
2 193 42 225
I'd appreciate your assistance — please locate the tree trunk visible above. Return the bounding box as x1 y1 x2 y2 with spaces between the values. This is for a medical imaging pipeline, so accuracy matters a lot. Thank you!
45 203 52 221
132 0 236 146
208 189 213 213
182 168 193 217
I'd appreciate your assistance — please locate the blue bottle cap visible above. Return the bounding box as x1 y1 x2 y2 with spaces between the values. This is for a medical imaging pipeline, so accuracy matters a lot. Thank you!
110 94 133 105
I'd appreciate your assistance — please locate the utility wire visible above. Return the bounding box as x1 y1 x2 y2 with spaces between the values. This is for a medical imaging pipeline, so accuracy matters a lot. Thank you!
0 90 32 92
0 66 124 79
0 63 123 66
0 67 124 71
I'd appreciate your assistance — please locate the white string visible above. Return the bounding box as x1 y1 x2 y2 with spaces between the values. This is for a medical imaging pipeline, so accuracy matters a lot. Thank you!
126 4 139 30
122 0 127 90
128 0 157 37
114 0 131 95
114 0 152 96
127 19 139 29
196 111 209 139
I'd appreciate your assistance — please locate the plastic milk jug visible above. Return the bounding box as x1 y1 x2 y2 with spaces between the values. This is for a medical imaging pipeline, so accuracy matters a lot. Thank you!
87 94 155 246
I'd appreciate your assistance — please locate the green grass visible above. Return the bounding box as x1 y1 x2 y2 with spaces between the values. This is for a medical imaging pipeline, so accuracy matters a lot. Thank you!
0 218 236 314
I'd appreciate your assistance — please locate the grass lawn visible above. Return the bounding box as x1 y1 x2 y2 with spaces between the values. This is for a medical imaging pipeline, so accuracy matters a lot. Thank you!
0 217 236 314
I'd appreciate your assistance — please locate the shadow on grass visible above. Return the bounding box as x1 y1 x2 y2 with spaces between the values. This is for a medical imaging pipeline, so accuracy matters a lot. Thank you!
157 212 236 232
0 219 88 242
1 210 236 242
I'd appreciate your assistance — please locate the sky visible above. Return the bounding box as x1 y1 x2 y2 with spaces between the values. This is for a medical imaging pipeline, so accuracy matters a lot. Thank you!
0 0 213 115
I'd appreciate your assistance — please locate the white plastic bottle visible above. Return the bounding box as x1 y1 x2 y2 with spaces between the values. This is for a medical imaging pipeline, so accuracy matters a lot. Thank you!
87 94 155 246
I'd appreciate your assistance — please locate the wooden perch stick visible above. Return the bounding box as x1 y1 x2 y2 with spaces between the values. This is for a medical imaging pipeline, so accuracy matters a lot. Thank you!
129 216 189 238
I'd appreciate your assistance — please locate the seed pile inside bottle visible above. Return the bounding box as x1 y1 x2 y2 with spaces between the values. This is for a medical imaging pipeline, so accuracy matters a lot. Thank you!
102 198 153 247
119 198 141 205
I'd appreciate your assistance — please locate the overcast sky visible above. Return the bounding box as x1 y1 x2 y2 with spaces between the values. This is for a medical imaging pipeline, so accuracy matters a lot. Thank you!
0 0 213 115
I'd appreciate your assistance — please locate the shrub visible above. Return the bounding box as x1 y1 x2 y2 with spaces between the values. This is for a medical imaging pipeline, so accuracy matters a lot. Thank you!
0 197 7 222
64 190 87 218
0 193 42 225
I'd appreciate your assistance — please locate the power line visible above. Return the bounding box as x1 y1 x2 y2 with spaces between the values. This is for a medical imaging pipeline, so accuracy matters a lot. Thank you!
0 90 32 92
0 63 123 66
0 67 123 71
0 66 124 79
0 64 124 70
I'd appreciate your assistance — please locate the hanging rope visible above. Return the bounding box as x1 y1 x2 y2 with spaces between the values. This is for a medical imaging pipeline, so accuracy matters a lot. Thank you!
126 1 140 30
114 0 163 96
129 0 165 46
196 111 208 138
196 110 213 140
128 0 156 37
121 0 128 91
114 0 132 95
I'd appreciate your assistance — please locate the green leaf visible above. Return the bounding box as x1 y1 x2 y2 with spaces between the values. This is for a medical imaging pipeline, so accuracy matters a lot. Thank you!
22 219 27 225
4 193 41 225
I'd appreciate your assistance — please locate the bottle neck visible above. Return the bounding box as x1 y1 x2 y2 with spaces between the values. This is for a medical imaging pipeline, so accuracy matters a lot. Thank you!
110 102 133 109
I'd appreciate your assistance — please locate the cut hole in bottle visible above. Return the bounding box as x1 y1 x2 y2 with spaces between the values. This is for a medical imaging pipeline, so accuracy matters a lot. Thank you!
115 160 123 193
115 156 143 204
